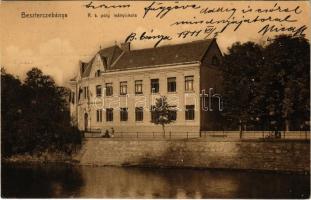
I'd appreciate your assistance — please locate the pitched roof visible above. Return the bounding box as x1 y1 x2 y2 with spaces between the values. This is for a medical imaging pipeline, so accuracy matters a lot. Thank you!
80 39 215 78
81 45 123 77
111 39 214 70
99 45 123 67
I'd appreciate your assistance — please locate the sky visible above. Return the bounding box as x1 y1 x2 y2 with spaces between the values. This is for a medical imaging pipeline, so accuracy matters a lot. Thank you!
1 1 310 86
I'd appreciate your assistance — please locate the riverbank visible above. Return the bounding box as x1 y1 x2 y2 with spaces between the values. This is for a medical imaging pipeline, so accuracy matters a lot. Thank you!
2 150 77 164
3 138 310 174
78 138 310 173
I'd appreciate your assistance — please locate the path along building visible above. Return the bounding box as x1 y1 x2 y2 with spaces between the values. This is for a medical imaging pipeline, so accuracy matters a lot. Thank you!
69 39 223 134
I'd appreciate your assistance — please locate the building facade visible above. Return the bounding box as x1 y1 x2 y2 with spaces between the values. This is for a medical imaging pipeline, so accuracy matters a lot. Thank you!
69 39 223 133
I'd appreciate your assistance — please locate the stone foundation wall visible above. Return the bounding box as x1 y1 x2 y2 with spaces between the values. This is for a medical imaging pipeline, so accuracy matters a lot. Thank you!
79 139 310 172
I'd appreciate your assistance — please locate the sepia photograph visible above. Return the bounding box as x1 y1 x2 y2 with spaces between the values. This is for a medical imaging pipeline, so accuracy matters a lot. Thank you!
0 0 310 198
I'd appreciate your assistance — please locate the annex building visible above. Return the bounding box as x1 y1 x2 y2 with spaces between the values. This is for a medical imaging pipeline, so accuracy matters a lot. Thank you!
69 39 223 134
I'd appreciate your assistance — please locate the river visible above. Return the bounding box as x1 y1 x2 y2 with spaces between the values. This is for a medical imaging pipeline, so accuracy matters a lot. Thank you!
1 163 309 198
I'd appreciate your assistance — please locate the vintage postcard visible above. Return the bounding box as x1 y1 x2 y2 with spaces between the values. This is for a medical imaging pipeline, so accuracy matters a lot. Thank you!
1 0 310 198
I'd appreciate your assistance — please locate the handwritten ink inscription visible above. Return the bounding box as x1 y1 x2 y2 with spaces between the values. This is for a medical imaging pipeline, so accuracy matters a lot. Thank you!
143 1 200 19
168 2 306 39
125 30 172 47
82 1 308 47
84 1 131 9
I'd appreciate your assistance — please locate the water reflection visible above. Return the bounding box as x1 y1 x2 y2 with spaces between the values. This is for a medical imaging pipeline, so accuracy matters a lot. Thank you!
1 163 84 198
77 166 243 198
2 163 310 198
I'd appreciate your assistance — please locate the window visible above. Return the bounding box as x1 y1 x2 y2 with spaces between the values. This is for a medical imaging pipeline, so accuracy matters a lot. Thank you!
83 86 89 99
106 108 113 121
185 76 194 92
185 105 195 120
135 80 143 94
167 77 176 92
96 109 102 122
120 81 127 95
78 88 82 101
96 85 102 97
212 56 220 66
120 108 128 121
150 105 157 123
169 106 177 121
135 107 144 121
70 92 75 104
95 70 101 77
151 79 159 93
105 83 113 96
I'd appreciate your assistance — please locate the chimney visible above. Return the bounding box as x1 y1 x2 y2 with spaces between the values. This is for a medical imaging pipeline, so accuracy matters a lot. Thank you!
120 42 130 52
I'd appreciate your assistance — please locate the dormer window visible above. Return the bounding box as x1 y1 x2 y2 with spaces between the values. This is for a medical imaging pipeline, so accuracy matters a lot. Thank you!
212 56 220 66
95 70 101 77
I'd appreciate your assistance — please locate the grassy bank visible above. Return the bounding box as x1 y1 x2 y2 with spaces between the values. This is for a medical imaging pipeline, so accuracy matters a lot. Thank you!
2 150 80 164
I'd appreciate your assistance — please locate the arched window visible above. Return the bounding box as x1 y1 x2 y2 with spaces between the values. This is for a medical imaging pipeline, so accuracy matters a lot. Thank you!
212 56 220 66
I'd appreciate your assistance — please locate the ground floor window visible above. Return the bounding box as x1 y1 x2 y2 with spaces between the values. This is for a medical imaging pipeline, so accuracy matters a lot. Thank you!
96 109 102 122
150 106 157 122
120 108 128 121
106 108 113 121
185 105 195 120
135 107 144 121
169 106 177 121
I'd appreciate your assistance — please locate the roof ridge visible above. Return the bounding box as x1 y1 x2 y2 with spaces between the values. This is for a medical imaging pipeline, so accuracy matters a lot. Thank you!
125 39 213 52
95 39 213 54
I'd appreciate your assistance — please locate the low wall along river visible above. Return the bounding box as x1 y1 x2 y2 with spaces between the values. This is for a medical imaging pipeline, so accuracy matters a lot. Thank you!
78 138 310 173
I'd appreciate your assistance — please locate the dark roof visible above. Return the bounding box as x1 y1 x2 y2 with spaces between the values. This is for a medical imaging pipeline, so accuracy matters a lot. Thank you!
80 39 215 78
99 45 123 67
81 45 123 77
112 39 214 70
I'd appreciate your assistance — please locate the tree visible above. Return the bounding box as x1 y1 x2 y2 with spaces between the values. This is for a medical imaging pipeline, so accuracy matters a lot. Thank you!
221 35 310 134
257 35 310 131
1 68 24 155
150 96 175 136
1 67 82 157
221 42 264 134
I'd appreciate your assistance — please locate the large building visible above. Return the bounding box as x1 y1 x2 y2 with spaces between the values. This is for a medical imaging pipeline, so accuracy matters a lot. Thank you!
69 39 223 134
